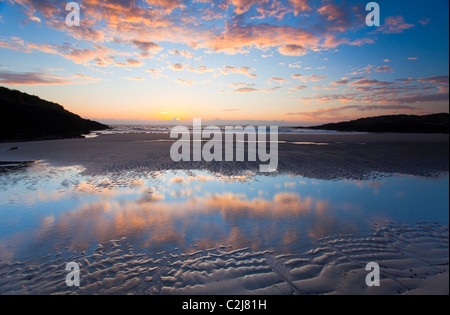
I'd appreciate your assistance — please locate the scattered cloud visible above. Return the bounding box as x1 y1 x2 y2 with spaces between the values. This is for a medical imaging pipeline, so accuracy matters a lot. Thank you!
146 68 163 78
375 65 394 72
418 75 449 85
396 78 415 84
176 78 194 85
169 63 185 71
0 37 31 53
290 85 308 90
221 66 257 78
187 65 215 73
145 0 186 14
74 74 95 80
285 105 420 119
233 87 259 93
291 74 327 82
116 58 144 67
0 70 90 85
349 38 375 46
372 16 415 34
229 82 255 88
29 16 41 23
169 49 194 59
348 78 392 87
132 40 162 53
418 18 430 26
270 77 287 83
290 0 311 15
233 86 282 93
125 77 144 81
278 44 306 56
393 92 449 104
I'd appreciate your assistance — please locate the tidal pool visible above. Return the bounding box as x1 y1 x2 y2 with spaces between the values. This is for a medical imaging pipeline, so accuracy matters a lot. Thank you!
0 162 448 262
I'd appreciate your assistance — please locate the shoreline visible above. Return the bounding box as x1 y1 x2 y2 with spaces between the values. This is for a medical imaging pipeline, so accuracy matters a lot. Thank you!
0 132 448 180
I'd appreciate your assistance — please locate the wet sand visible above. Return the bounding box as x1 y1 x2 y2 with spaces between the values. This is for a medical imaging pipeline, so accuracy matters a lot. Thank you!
0 132 448 180
0 221 447 295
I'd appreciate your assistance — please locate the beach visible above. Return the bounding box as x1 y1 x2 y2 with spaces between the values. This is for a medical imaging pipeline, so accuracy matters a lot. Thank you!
1 132 448 179
0 132 448 295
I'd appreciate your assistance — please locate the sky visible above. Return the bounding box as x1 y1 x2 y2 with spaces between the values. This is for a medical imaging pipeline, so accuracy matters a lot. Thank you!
0 0 448 125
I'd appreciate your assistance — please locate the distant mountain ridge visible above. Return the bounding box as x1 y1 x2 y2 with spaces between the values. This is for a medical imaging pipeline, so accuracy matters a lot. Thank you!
300 114 449 134
0 86 109 142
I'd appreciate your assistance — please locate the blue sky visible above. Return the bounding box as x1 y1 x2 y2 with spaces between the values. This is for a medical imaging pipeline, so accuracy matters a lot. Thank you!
0 0 448 125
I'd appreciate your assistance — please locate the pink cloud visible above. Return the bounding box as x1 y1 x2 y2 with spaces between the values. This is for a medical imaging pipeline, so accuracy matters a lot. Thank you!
331 79 349 85
418 18 430 26
229 82 256 87
169 49 194 58
317 2 354 32
0 70 92 85
278 44 306 56
132 39 162 53
270 77 287 83
348 79 392 87
284 105 420 120
229 0 268 15
8 0 371 62
291 74 327 82
169 63 185 71
349 38 375 46
393 92 449 104
0 37 31 53
206 22 319 55
124 58 144 67
145 0 186 14
290 85 308 90
318 3 346 21
187 65 215 73
125 77 144 81
418 76 449 85
233 87 259 93
221 66 257 78
146 68 163 78
176 78 194 85
375 65 394 72
290 0 311 15
233 86 281 93
373 16 415 34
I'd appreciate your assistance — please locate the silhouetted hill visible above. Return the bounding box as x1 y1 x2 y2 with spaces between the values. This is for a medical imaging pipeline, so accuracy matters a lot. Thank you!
300 114 449 134
0 86 109 142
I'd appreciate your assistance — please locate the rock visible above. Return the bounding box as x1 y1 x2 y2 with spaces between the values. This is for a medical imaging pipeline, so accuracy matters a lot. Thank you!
0 86 109 142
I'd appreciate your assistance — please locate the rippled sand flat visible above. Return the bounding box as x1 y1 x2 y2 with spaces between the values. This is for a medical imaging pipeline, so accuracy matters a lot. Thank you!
0 221 447 295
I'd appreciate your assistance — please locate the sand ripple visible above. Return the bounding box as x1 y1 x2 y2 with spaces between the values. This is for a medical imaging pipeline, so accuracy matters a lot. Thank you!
0 221 447 295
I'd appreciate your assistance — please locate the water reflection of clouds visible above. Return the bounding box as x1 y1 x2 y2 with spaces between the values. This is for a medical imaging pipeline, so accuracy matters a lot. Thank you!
0 166 367 258
30 186 349 255
2 164 447 261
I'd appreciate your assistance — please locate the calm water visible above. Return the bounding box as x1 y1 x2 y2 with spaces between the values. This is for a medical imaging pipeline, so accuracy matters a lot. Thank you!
88 124 365 136
0 162 448 262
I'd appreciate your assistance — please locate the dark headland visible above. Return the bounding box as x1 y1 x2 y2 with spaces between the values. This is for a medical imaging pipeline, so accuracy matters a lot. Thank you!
299 113 449 134
0 86 109 142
